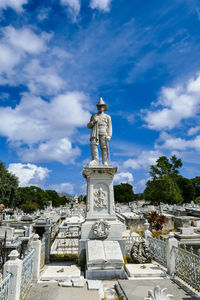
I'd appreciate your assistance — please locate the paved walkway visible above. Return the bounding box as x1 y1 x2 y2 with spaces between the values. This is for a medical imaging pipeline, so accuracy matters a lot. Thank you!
25 282 99 300
117 278 200 300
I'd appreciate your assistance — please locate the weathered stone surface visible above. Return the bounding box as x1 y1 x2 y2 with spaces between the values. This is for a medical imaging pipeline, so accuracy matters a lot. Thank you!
41 265 81 281
72 276 86 287
130 239 152 264
86 240 124 270
87 280 102 290
125 264 166 278
58 280 72 287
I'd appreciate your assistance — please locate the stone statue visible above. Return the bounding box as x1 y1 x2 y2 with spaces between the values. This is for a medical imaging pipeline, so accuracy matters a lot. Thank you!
130 239 152 264
87 97 112 166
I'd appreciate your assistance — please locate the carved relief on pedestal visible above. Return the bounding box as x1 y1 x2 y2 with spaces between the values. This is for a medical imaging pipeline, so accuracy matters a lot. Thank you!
92 219 110 238
94 187 107 208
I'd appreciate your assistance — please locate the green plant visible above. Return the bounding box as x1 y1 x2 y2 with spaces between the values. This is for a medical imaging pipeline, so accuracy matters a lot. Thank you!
147 211 167 231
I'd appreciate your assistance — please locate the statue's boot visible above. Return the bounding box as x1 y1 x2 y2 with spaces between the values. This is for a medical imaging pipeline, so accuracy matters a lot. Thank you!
89 144 99 166
102 149 108 165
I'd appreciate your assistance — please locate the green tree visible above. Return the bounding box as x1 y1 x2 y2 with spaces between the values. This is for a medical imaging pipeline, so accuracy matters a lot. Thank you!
17 186 49 210
114 183 135 203
21 202 39 213
144 155 183 204
0 162 19 207
45 190 62 207
176 176 195 203
191 176 200 198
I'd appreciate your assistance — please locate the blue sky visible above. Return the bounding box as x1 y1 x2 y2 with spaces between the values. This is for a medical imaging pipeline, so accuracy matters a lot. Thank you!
1 0 200 195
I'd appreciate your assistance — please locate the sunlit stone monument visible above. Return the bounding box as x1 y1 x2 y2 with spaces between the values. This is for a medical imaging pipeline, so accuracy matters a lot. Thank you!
79 98 126 279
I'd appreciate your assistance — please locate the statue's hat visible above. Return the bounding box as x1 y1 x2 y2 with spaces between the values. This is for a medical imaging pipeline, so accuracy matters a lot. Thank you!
96 97 108 111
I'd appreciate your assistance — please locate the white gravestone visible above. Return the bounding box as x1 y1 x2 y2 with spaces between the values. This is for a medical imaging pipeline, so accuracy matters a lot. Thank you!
86 240 124 270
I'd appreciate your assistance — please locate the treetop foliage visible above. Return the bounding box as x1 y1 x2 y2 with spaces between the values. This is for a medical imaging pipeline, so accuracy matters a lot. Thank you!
114 183 135 203
145 155 198 205
0 161 70 212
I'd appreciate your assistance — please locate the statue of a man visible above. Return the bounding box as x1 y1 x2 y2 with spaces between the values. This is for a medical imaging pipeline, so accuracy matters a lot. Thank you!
87 97 112 165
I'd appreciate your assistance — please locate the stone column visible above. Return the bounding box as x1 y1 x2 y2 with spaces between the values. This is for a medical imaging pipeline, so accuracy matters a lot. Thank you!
44 226 51 264
166 232 178 277
31 234 41 282
3 250 23 300
143 219 152 243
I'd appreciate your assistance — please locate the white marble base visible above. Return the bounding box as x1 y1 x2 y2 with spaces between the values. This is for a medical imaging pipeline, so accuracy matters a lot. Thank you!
78 237 126 263
125 264 166 278
86 268 126 280
81 219 125 239
41 265 81 281
87 280 102 290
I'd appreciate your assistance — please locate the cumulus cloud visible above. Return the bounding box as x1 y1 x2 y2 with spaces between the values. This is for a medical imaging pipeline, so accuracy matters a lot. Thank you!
4 26 47 54
0 91 91 163
0 0 27 12
90 0 112 12
8 163 50 187
48 182 74 195
24 59 65 94
123 150 162 170
188 126 200 136
0 44 21 74
156 132 200 151
0 26 54 90
134 178 147 192
19 138 80 164
143 74 200 131
114 172 133 184
60 0 81 20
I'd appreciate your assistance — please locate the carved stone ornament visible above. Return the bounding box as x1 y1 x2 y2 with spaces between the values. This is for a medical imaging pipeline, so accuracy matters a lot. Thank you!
145 285 174 300
94 188 107 208
92 219 110 238
130 239 152 264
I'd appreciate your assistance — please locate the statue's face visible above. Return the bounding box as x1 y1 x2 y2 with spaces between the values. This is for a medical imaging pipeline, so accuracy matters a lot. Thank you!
98 106 104 113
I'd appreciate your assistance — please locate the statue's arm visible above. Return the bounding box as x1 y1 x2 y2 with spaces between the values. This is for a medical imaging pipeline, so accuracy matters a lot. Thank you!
107 115 112 139
87 114 97 129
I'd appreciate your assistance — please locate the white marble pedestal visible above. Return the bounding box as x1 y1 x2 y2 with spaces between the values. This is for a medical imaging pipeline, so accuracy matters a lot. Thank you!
78 165 125 263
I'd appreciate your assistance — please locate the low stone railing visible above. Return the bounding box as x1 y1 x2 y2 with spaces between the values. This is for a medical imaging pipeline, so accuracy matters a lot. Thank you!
40 241 45 269
123 235 143 255
20 249 35 299
174 245 200 293
147 236 167 268
0 273 11 300
3 234 42 300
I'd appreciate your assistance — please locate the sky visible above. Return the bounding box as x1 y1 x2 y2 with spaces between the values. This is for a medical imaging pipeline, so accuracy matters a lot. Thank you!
1 0 200 195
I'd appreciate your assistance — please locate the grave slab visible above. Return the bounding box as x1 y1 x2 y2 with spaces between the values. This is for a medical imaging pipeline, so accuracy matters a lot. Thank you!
41 264 81 281
125 263 166 278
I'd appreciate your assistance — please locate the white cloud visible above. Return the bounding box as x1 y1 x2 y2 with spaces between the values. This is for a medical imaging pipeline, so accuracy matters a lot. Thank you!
48 182 74 195
156 132 200 151
24 59 65 94
5 26 47 54
19 138 81 164
188 126 200 136
134 178 147 193
90 0 112 12
0 26 53 89
60 0 81 20
0 0 27 12
143 74 200 130
0 91 91 163
114 172 133 184
37 7 52 21
123 150 162 170
0 44 21 73
8 163 50 187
